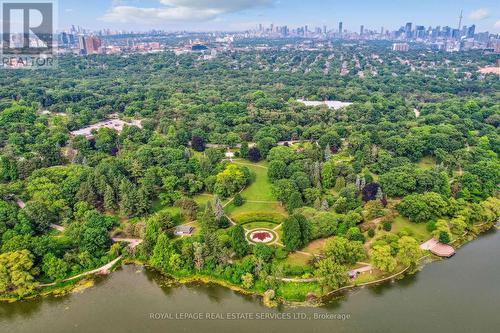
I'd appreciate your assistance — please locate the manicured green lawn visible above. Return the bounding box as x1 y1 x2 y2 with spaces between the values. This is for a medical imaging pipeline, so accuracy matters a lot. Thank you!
392 215 432 243
225 160 285 217
232 161 275 201
192 193 216 207
226 201 285 216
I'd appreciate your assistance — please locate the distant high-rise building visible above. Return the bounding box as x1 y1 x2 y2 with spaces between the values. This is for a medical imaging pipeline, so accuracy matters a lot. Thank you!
467 25 476 38
442 26 451 38
79 35 102 55
323 25 327 34
381 27 384 36
339 22 343 36
461 25 468 37
60 32 68 45
78 35 86 54
415 25 425 39
405 22 413 38
360 25 364 36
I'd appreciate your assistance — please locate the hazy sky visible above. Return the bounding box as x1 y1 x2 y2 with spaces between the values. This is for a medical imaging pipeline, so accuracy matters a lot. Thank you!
59 0 500 32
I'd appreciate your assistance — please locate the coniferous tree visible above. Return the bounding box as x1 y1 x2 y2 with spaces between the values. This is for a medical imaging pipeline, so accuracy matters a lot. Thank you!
119 179 138 217
287 191 304 214
282 215 302 251
200 202 218 234
231 225 248 258
233 193 244 206
214 196 224 221
104 185 117 212
150 233 172 272
240 142 249 158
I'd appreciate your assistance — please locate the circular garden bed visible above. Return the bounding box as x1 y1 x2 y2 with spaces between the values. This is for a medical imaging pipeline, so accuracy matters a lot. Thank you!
245 228 279 245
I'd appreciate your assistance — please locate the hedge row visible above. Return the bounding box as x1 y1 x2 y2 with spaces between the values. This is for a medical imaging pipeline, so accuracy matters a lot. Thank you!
232 212 286 225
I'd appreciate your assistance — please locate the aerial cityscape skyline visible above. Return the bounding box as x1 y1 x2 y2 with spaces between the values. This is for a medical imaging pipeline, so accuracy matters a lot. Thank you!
59 0 500 33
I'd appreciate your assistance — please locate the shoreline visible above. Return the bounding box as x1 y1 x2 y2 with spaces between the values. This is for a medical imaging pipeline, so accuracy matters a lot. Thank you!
1 221 496 306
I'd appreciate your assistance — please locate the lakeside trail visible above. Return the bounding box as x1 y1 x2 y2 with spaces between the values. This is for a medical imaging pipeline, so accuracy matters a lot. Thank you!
39 257 123 287
39 237 142 287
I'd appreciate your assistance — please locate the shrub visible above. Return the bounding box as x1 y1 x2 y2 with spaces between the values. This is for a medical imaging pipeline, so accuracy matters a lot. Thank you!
191 136 205 152
254 244 275 261
426 220 437 233
382 220 392 232
275 248 289 260
439 231 450 244
233 193 244 206
248 147 262 162
368 228 376 238
232 212 286 225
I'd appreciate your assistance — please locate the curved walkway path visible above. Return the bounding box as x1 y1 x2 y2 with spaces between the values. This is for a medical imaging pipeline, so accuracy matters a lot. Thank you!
39 256 123 287
50 224 65 232
38 236 143 288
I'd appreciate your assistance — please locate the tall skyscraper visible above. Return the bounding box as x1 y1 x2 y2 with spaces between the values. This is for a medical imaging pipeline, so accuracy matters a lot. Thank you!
360 25 364 36
79 35 102 55
415 25 425 39
60 32 68 45
78 35 86 54
467 25 476 38
405 22 412 38
339 22 343 36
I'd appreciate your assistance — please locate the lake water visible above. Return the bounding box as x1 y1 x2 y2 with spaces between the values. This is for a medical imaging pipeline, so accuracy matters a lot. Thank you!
1 228 499 333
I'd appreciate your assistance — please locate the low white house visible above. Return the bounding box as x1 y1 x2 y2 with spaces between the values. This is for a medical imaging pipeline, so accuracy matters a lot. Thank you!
175 226 195 236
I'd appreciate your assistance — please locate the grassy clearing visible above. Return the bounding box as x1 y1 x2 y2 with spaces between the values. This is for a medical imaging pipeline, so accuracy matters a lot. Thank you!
392 215 432 243
225 160 288 217
364 214 432 248
192 193 216 206
276 282 323 302
352 264 406 285
285 252 313 267
232 161 275 201
226 201 285 216
300 238 329 255
151 201 182 216
417 156 436 170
